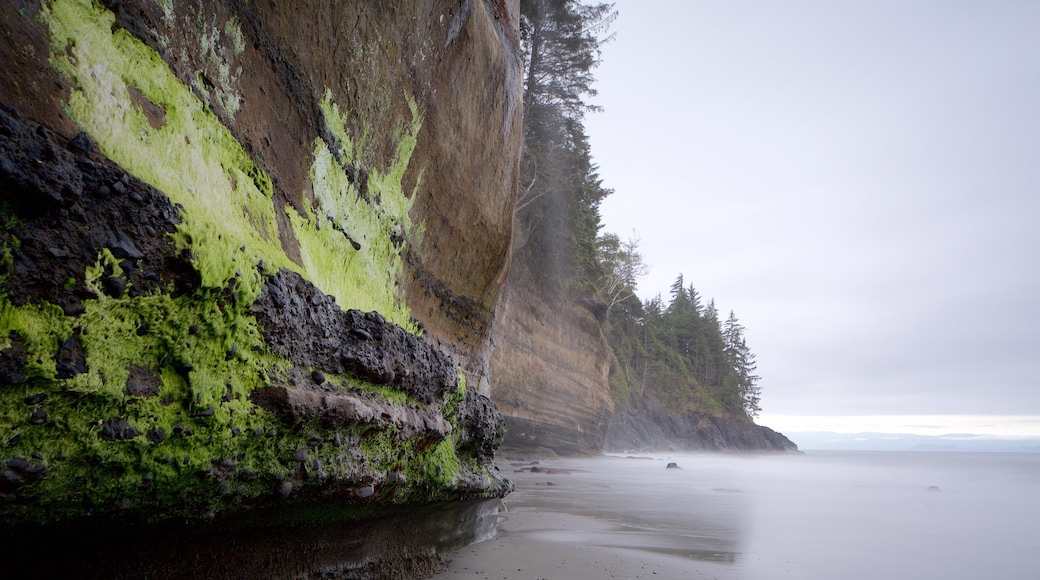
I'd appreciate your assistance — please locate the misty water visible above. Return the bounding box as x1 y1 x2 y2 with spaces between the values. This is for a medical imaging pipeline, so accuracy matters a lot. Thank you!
497 451 1040 579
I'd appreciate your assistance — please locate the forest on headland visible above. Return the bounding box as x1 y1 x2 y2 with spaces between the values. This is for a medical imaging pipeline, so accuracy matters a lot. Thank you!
517 0 762 421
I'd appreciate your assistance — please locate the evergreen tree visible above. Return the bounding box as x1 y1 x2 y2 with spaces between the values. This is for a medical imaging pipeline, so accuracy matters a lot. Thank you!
516 0 616 295
723 311 762 417
520 0 616 122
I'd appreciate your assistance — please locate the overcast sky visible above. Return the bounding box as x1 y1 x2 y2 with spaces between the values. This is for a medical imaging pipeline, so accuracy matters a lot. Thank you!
582 0 1040 436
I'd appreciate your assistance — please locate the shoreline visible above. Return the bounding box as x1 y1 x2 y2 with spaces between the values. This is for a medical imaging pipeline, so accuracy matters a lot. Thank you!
431 456 741 580
431 507 738 580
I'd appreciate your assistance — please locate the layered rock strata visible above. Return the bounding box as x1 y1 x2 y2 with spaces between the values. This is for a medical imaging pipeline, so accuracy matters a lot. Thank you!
489 264 615 455
604 396 799 453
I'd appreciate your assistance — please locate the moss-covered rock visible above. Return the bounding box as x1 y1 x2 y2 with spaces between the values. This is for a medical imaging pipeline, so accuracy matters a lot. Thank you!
0 0 521 535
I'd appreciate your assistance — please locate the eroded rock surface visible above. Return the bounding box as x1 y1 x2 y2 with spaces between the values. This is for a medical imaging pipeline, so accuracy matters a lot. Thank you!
252 269 458 404
604 396 799 453
489 264 615 456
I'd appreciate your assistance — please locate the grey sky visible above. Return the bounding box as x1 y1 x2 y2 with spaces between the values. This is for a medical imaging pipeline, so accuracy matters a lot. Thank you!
583 1 1040 429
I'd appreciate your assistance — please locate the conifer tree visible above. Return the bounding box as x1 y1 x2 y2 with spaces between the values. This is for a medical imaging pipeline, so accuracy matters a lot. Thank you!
516 0 616 294
723 311 762 417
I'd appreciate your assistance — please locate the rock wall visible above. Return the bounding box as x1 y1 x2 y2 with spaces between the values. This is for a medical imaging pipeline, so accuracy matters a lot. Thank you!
604 396 799 453
489 263 614 455
0 0 521 535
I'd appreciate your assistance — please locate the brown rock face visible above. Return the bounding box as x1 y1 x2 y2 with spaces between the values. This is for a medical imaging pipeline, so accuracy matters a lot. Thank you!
490 264 614 455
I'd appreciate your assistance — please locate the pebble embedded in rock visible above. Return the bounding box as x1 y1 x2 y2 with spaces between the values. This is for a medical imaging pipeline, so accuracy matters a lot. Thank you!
350 328 372 341
103 276 126 297
147 428 166 444
62 302 85 317
30 407 47 425
69 132 95 154
277 481 292 499
23 393 47 405
108 231 144 260
100 419 139 441
290 449 307 463
356 485 375 499
6 457 29 472
0 157 17 177
0 469 24 487
311 370 325 385
112 181 126 195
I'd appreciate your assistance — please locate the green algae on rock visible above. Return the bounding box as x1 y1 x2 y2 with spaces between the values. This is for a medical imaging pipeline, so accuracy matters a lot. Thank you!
41 0 421 325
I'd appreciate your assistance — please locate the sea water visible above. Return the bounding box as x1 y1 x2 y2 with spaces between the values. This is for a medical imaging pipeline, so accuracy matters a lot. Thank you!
501 451 1040 579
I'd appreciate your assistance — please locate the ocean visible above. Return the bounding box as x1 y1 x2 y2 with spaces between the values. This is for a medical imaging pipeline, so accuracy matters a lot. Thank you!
444 451 1040 579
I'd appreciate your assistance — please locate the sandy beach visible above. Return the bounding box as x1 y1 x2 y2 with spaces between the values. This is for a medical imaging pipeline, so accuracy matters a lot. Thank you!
432 458 741 580
433 452 1040 580
432 506 737 580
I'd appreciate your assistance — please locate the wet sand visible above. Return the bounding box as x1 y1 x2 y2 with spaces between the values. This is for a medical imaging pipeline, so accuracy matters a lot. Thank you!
435 452 1040 580
432 458 740 579
432 507 737 580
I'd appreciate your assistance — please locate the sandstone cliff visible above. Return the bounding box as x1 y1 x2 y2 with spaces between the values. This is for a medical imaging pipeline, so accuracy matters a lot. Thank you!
0 0 520 540
489 263 614 455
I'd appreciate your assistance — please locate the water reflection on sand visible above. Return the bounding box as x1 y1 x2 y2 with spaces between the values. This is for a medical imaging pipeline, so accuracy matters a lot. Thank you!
504 456 748 564
443 451 1040 580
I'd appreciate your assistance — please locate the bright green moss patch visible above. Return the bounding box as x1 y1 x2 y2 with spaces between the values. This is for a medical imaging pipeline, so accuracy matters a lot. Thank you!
43 0 279 304
0 252 480 523
41 0 424 320
290 90 423 331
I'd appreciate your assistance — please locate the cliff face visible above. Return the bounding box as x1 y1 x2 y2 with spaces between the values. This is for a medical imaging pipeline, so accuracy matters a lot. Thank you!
604 396 799 453
489 264 614 455
0 0 521 529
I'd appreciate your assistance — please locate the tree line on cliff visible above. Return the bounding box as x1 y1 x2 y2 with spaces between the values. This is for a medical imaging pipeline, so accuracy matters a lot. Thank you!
516 0 761 419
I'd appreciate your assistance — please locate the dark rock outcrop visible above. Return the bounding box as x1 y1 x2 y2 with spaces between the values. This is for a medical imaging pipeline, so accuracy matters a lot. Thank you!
604 396 799 453
252 269 459 404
